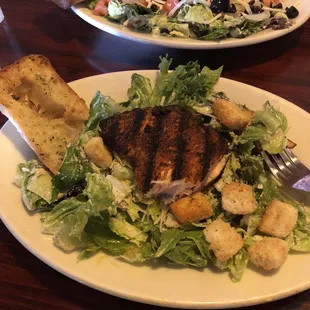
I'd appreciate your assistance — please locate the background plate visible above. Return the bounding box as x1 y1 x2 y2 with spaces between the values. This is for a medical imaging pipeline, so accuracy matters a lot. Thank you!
0 71 310 309
72 0 310 49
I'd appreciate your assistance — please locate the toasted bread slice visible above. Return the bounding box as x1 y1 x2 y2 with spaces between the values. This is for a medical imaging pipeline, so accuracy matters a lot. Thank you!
0 55 89 174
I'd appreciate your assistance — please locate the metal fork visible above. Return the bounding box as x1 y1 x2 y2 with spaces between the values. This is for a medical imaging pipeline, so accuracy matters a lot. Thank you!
263 149 310 204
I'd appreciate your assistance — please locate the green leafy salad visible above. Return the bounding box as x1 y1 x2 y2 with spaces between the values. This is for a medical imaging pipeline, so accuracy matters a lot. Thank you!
15 57 310 282
86 0 299 41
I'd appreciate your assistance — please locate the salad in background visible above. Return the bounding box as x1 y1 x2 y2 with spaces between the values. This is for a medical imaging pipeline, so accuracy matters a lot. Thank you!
85 0 299 40
15 57 310 282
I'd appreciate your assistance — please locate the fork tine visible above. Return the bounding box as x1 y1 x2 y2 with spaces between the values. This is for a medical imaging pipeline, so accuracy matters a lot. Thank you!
279 152 300 173
262 152 287 182
284 149 310 173
269 154 293 176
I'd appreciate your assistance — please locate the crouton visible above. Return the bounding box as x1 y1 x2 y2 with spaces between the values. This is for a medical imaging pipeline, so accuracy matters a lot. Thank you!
212 98 253 130
83 137 113 169
259 199 298 238
248 237 289 270
203 218 244 262
171 192 213 225
222 182 256 215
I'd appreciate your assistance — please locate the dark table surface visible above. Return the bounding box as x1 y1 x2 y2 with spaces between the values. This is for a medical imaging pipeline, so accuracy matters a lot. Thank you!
0 0 310 309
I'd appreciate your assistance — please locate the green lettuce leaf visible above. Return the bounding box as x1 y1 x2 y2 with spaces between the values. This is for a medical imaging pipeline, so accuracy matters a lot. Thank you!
154 229 183 257
53 146 94 192
239 102 288 154
149 56 222 108
165 243 208 267
177 4 213 23
214 154 240 192
255 101 287 132
258 178 281 206
227 248 248 282
229 21 263 38
127 73 153 108
286 206 310 252
15 160 56 211
199 28 229 40
110 159 134 182
84 173 116 215
237 154 265 185
85 215 130 255
152 16 190 38
122 242 154 262
84 91 120 132
109 217 148 246
41 198 89 251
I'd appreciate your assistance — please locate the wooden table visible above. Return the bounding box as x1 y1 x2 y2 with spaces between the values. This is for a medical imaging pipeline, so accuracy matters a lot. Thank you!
0 0 309 309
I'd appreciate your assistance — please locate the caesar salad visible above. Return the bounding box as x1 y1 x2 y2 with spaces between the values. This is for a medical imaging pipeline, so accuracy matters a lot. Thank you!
10 57 310 282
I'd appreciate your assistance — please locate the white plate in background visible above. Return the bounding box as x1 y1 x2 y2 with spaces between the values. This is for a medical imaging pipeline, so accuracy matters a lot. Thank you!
72 0 310 49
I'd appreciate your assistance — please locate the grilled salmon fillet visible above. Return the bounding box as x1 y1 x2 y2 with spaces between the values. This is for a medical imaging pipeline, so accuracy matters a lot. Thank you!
100 106 228 202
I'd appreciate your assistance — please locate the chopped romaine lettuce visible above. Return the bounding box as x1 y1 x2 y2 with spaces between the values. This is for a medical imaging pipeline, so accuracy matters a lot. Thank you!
16 160 56 211
110 159 134 182
127 73 153 108
41 198 89 251
84 91 120 132
227 248 248 282
109 217 148 246
84 173 116 215
239 102 288 154
85 215 130 255
214 154 240 192
122 242 154 262
154 229 183 257
52 146 94 192
237 154 265 185
106 175 131 203
286 207 310 252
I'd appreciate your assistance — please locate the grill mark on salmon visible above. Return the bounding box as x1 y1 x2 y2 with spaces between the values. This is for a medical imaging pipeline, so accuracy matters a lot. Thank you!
143 109 166 192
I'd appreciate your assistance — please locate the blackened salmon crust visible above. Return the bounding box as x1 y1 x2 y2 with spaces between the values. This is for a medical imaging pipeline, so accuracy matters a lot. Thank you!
100 106 228 193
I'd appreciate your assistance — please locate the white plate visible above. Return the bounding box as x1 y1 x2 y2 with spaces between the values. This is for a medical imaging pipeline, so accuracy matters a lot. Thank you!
72 1 310 49
0 71 310 309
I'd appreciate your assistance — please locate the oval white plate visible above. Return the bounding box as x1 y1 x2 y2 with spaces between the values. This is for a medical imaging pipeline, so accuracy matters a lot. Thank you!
0 71 310 308
72 0 310 49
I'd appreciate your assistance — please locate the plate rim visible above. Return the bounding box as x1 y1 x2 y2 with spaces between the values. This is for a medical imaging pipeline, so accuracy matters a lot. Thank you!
1 71 310 309
71 2 310 50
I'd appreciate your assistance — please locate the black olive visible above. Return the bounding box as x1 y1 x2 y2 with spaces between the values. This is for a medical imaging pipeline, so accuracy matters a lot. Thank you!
150 4 158 12
189 23 209 38
160 28 170 35
210 0 229 13
285 6 299 19
273 3 283 9
225 3 236 13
